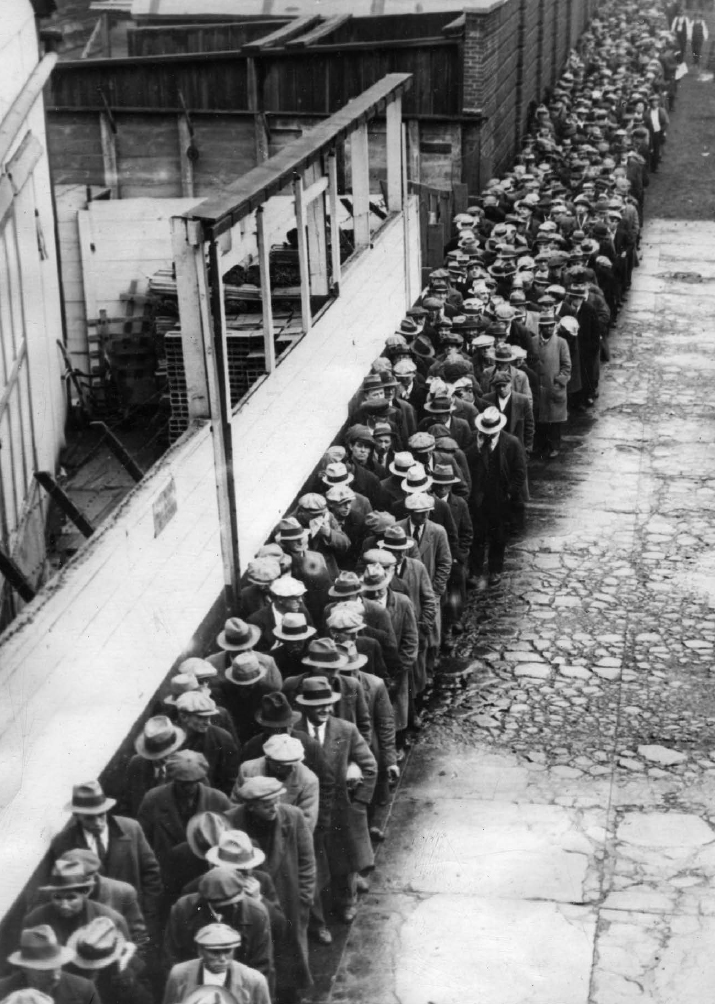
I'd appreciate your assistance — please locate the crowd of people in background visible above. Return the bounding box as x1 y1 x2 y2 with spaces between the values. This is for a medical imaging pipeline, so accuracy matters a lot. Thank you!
0 1 693 1002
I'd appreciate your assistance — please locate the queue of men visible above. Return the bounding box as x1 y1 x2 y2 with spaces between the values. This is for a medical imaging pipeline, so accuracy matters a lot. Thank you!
0 2 677 1003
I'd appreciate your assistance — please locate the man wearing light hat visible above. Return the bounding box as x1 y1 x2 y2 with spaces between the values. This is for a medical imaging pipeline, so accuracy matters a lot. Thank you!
163 922 269 1004
66 916 151 1004
226 777 315 998
236 735 319 833
137 751 230 872
238 557 282 619
121 715 186 817
325 601 389 681
0 927 97 1004
175 692 239 798
324 483 367 571
24 860 129 947
289 493 350 580
247 575 313 654
164 867 273 993
49 782 162 931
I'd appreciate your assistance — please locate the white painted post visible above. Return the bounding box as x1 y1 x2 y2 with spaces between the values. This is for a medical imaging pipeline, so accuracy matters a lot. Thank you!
386 95 403 213
171 217 210 420
351 122 371 248
256 207 275 372
99 114 118 198
305 165 329 299
293 174 312 333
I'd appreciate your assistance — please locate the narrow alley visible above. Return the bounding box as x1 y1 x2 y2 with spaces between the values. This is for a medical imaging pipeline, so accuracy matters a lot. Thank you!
327 74 715 1004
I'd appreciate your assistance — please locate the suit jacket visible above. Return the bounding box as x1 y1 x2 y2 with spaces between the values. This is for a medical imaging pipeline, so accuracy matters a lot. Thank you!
137 782 231 872
164 892 273 989
237 758 320 833
282 671 371 746
162 959 270 1004
49 815 162 923
466 430 527 512
182 724 240 797
0 971 100 1004
480 364 532 401
239 583 271 619
418 413 473 453
23 899 129 946
392 555 437 639
93 875 147 947
225 803 315 989
391 495 458 558
357 667 398 767
396 518 452 597
247 603 314 654
484 390 535 451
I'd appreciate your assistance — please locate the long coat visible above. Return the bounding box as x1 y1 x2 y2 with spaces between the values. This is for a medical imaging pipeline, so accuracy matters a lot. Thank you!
137 782 230 873
237 758 320 833
181 723 240 797
483 391 535 452
49 815 162 925
0 971 99 1004
295 715 376 878
385 588 419 731
162 959 270 1004
466 431 528 515
225 803 315 991
357 670 398 770
529 332 572 424
395 518 452 597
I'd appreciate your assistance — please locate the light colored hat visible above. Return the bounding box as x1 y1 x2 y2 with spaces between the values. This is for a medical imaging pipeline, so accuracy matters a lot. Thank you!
328 571 363 599
58 849 102 878
475 406 508 434
216 617 262 652
205 829 266 870
1 992 54 1004
135 716 186 760
226 652 268 687
193 922 242 948
245 558 282 586
378 525 415 551
295 676 342 707
401 463 433 494
65 781 116 816
393 358 417 376
274 517 309 544
7 927 75 970
407 432 436 453
361 548 397 568
320 462 354 487
263 734 305 763
186 811 231 860
325 484 356 504
297 493 327 513
326 605 365 632
361 563 389 592
177 657 218 682
163 673 200 706
40 859 94 894
233 776 287 802
388 452 415 477
270 576 307 598
404 492 435 512
166 750 209 782
336 640 369 671
273 611 316 642
175 691 219 717
67 918 127 971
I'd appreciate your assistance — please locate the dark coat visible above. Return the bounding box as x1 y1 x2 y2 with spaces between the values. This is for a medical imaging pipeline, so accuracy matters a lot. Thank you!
93 875 148 948
164 892 273 989
357 670 397 769
49 815 162 925
0 971 100 1004
391 495 458 559
418 413 473 453
246 603 314 655
23 900 129 946
215 658 284 744
466 430 528 514
383 589 418 732
239 583 271 619
120 756 168 819
483 390 535 451
444 492 474 565
181 724 240 797
281 672 371 745
137 782 231 872
395 518 452 597
69 959 152 1004
225 803 315 991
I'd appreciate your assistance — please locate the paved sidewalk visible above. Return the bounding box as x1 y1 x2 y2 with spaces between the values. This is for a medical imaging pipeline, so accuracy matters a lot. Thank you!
326 223 715 1003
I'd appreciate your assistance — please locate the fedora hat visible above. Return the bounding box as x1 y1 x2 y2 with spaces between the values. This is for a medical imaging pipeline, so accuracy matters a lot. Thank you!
423 395 454 415
67 918 127 971
58 849 102 878
411 334 435 359
135 716 186 760
206 829 266 871
401 463 433 494
404 492 435 512
254 692 301 728
475 406 507 435
432 464 460 486
164 673 200 706
226 652 268 687
489 344 518 364
336 641 368 671
295 676 342 707
193 923 242 950
378 525 415 551
186 811 231 860
274 518 309 544
320 462 354 487
301 637 349 670
8 927 75 970
40 859 93 894
361 563 389 593
65 781 116 816
217 617 261 652
273 612 316 642
328 571 363 599
395 318 421 338
388 451 415 478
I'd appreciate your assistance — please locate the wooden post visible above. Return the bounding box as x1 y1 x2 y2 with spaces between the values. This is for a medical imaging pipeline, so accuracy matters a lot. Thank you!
305 165 329 299
256 206 275 373
177 116 195 198
101 11 111 57
247 57 270 164
293 174 312 333
406 119 421 183
202 240 241 606
171 217 210 420
99 113 118 198
385 95 403 213
351 122 370 248
328 151 341 292
401 123 413 307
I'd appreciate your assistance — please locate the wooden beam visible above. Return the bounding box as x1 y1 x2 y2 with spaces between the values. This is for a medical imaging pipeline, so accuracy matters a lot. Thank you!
81 16 104 58
0 54 57 165
35 472 95 538
351 122 370 248
243 15 321 50
0 546 35 603
305 167 329 299
255 206 275 374
303 175 329 205
406 119 421 183
293 175 312 333
247 57 270 164
177 115 195 198
171 217 210 420
385 95 402 213
328 151 341 293
99 113 118 197
285 14 351 47
402 123 413 307
6 132 43 198
442 13 465 36
0 343 27 422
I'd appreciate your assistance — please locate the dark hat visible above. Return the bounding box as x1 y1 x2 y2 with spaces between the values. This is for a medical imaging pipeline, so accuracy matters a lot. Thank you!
328 571 363 599
345 424 376 447
8 927 75 970
411 335 436 359
199 868 248 907
67 918 126 971
378 525 415 551
40 859 94 894
217 617 262 652
423 395 454 415
295 675 342 706
255 691 301 728
301 637 349 670
491 370 513 387
65 781 116 816
432 464 461 486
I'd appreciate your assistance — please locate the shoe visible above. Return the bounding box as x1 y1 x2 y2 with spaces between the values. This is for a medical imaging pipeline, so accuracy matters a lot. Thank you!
310 926 333 945
370 826 386 842
355 875 370 893
341 905 358 923
548 448 560 459
488 573 502 587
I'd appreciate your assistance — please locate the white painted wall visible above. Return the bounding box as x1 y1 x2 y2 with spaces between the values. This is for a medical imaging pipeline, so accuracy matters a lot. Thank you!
0 196 419 921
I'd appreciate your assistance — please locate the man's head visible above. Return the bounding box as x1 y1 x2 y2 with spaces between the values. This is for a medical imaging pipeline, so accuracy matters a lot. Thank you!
475 406 507 447
175 691 219 736
360 563 389 604
166 750 209 798
431 464 460 500
295 675 341 727
325 603 365 645
41 861 94 920
491 369 512 399
194 922 241 975
269 575 307 615
404 491 434 528
325 484 355 522
67 781 116 834
233 776 286 822
262 734 305 781
9 927 74 993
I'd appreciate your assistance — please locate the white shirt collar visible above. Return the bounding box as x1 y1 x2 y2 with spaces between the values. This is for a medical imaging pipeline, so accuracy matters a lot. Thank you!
202 969 228 986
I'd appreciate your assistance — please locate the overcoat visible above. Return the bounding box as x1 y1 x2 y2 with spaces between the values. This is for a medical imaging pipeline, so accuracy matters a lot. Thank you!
356 669 398 770
137 782 230 872
237 758 320 833
529 332 572 424
281 671 371 745
162 959 270 1004
395 518 451 597
384 589 419 731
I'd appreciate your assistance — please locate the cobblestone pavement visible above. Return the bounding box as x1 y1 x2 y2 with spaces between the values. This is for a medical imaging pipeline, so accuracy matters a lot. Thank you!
325 220 715 1003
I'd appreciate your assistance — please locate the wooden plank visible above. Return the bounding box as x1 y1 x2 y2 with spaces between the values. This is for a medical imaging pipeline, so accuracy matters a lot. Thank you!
351 121 370 247
177 115 195 197
100 113 119 197
0 55 57 165
327 151 341 292
6 133 43 198
385 95 402 212
77 210 98 320
0 342 27 423
293 176 312 333
303 175 328 204
285 14 352 47
243 15 322 50
255 206 275 373
171 217 210 420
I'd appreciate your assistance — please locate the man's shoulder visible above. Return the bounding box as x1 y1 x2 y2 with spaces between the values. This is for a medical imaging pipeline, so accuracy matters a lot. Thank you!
109 813 145 838
231 959 269 987
168 958 199 979
99 874 139 901
241 757 266 776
